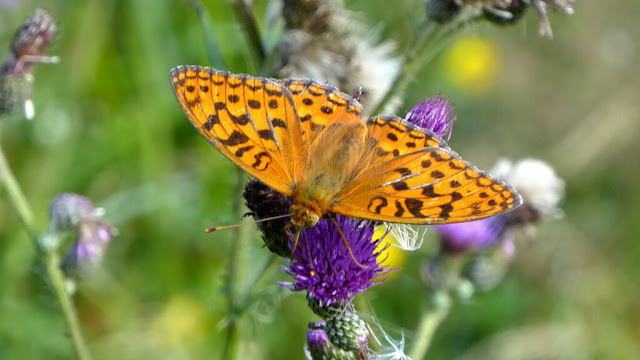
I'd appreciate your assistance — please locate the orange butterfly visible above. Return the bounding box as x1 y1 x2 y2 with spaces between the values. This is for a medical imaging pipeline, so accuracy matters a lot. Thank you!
170 66 521 230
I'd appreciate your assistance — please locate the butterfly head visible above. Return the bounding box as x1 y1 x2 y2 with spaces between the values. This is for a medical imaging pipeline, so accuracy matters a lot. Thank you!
289 204 321 228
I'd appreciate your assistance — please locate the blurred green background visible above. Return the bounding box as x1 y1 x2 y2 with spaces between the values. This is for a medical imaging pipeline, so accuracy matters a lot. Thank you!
1 0 639 359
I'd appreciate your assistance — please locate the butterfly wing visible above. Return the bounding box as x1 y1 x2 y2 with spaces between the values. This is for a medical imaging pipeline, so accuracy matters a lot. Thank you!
278 79 363 147
170 66 306 195
333 117 522 224
366 116 450 157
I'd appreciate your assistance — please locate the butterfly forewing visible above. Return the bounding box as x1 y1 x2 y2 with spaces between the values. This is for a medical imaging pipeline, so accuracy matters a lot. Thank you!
170 66 304 195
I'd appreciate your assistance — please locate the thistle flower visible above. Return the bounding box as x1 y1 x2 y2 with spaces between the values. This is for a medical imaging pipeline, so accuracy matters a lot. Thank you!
382 96 457 253
0 0 21 8
0 9 58 119
425 157 564 291
61 218 116 279
434 158 563 255
49 193 97 233
404 95 457 141
436 216 507 254
46 193 116 278
280 215 391 307
243 179 292 258
490 158 565 223
305 322 362 360
425 0 575 38
306 323 354 360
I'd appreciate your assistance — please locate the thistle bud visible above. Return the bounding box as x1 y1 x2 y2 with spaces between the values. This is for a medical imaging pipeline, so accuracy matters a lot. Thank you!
325 311 368 352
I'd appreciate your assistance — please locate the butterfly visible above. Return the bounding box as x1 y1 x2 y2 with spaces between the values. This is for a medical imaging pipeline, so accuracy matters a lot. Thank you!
170 66 522 231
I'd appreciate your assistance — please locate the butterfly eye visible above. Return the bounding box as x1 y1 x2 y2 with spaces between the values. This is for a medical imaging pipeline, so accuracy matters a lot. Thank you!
304 213 320 228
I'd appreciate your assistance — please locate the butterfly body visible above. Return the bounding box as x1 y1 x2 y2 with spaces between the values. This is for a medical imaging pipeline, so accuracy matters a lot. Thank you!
290 119 368 227
170 66 522 229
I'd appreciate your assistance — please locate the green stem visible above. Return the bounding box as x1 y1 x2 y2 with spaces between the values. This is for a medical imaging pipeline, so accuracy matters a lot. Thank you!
45 249 93 360
409 291 451 360
0 146 38 239
372 15 481 115
0 146 92 360
222 166 251 360
232 0 266 66
188 0 228 70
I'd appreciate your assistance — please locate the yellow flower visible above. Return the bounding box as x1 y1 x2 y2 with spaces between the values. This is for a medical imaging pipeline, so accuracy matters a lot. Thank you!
374 225 408 279
149 295 208 349
443 36 499 93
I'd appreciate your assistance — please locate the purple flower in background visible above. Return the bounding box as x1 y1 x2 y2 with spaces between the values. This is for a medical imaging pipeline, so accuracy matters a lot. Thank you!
281 216 390 307
436 216 507 254
405 95 457 141
49 193 96 231
61 218 116 279
0 0 21 7
48 193 116 278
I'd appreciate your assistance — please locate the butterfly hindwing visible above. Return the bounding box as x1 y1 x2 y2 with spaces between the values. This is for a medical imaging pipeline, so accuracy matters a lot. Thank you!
365 116 449 163
280 79 363 147
334 127 522 224
170 66 305 195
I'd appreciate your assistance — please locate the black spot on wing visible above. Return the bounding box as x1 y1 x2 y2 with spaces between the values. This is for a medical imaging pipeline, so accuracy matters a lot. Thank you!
252 151 271 170
394 200 405 217
405 198 424 217
220 131 249 146
368 196 388 214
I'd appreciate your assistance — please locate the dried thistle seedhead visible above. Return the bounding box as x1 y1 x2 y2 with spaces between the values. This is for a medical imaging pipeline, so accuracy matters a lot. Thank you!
11 9 57 62
426 0 575 37
276 0 401 113
1 9 58 118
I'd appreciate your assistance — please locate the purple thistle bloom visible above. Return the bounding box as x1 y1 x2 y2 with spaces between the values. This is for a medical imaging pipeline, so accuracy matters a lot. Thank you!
436 215 507 254
61 218 116 279
49 193 96 231
306 323 331 358
404 95 457 141
280 215 391 307
47 193 116 278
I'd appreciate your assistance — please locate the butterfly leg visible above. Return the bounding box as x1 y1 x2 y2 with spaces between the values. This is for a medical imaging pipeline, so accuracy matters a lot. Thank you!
285 225 317 275
328 217 371 269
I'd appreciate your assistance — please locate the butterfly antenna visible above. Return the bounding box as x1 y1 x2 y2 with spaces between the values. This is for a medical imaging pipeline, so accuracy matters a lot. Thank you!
329 217 370 269
205 213 293 233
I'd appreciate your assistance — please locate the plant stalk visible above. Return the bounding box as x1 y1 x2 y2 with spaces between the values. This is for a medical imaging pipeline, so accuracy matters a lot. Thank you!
222 166 251 360
232 0 266 66
409 291 451 360
0 145 92 360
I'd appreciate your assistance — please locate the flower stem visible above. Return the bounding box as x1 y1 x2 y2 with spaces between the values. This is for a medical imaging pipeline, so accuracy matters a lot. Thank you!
44 248 93 360
189 0 228 70
0 145 37 239
409 291 451 360
232 0 265 66
222 166 251 360
0 145 92 360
